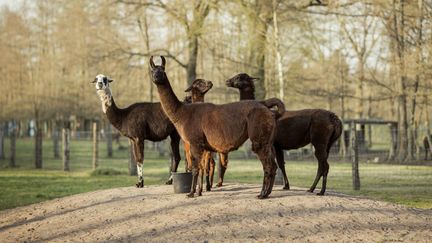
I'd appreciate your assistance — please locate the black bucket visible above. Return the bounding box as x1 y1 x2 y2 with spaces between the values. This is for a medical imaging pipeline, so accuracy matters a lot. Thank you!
172 172 192 193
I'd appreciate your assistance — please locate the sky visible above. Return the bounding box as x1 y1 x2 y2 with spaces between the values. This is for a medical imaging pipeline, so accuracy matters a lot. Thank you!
0 0 23 11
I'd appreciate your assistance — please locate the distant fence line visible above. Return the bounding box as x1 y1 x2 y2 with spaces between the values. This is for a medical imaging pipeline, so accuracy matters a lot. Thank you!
1 121 431 191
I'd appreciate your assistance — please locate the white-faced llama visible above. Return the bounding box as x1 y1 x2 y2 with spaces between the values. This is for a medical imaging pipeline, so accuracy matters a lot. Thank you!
91 74 181 187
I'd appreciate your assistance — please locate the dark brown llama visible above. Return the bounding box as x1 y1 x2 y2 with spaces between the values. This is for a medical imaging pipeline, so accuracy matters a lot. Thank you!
91 74 181 187
225 73 342 195
150 56 285 198
183 79 216 191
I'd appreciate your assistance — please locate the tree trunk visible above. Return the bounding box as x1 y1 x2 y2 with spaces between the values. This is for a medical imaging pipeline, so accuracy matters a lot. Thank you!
273 0 284 101
407 0 424 163
10 127 16 168
62 128 70 171
357 62 365 118
52 120 61 159
186 36 198 85
339 126 346 159
35 112 43 169
92 122 98 170
393 0 408 162
388 123 398 161
128 140 137 176
367 96 372 148
248 17 269 100
0 124 5 160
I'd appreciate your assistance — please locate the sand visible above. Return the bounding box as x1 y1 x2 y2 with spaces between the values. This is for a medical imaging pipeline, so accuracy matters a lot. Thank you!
0 184 431 242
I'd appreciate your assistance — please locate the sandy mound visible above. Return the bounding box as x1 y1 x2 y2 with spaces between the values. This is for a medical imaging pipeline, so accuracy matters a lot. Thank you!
0 184 431 242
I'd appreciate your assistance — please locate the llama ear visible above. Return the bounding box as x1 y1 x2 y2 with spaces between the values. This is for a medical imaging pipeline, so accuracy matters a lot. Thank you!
150 56 156 69
90 78 97 83
184 85 193 92
108 78 113 83
250 77 260 81
160 56 166 67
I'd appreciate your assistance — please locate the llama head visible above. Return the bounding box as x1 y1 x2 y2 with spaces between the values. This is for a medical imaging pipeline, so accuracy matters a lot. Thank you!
149 56 167 85
91 74 113 91
184 79 213 95
91 74 114 113
225 73 257 90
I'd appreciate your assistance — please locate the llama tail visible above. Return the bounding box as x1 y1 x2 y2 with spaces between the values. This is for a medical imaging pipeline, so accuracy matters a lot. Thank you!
328 112 343 150
260 98 285 119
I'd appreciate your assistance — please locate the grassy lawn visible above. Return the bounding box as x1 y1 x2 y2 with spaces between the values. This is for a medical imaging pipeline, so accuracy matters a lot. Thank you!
0 138 431 210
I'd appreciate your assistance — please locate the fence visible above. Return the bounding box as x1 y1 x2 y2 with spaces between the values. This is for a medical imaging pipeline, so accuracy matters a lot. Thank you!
0 123 431 194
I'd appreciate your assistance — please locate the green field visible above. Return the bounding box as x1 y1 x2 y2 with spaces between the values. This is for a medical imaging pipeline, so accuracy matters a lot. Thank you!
0 138 431 210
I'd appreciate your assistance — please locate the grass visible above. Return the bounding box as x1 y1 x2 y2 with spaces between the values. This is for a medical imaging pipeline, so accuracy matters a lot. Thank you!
0 137 431 210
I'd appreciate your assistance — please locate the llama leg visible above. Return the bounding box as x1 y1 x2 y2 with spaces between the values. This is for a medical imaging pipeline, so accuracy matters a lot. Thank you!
255 145 277 199
198 157 204 196
166 133 181 184
216 153 228 187
317 145 332 195
207 154 215 191
308 144 328 194
203 151 211 191
187 147 203 198
198 151 208 196
275 146 290 190
134 140 145 188
184 142 192 172
317 161 329 195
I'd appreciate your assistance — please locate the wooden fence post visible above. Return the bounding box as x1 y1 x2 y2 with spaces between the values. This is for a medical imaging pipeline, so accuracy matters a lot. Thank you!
92 122 99 170
106 124 113 158
128 140 137 176
10 128 16 168
62 128 70 171
350 122 360 190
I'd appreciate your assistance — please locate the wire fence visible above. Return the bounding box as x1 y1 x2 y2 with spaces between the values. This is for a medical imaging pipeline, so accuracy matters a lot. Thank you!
0 123 431 195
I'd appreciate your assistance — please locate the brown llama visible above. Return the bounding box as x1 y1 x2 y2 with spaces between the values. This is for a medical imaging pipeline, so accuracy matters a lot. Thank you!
91 74 182 187
150 56 285 198
183 79 216 191
225 73 342 195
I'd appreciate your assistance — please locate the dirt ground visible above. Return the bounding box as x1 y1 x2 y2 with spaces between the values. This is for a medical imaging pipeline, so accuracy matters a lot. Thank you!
0 184 431 242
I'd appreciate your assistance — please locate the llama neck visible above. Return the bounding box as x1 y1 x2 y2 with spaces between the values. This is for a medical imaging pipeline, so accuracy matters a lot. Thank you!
239 87 255 100
97 89 123 131
191 92 205 103
156 81 182 123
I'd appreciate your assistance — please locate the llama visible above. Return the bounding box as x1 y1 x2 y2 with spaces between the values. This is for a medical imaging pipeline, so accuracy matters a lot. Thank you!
184 79 216 191
225 73 342 195
150 56 285 198
91 74 181 187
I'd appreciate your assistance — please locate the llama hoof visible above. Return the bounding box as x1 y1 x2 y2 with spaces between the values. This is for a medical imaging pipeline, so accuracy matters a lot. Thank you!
198 192 203 196
316 192 325 196
283 186 290 190
165 179 173 185
307 189 314 193
206 186 211 191
135 181 144 188
186 192 194 198
216 182 223 187
257 194 268 199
